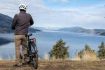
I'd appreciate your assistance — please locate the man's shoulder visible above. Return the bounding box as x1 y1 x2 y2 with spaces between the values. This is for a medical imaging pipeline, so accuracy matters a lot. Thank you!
26 13 32 18
26 13 31 16
13 14 19 18
14 13 19 17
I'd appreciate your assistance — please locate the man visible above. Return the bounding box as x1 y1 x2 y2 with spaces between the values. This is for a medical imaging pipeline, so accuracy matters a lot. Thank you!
11 4 34 66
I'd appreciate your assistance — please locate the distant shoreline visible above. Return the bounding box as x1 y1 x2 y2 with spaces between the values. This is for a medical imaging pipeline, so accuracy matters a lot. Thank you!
0 37 12 45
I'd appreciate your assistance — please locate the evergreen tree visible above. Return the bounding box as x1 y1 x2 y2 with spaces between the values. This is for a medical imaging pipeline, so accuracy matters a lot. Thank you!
98 42 105 59
78 50 84 59
85 44 92 51
49 39 69 59
78 44 95 59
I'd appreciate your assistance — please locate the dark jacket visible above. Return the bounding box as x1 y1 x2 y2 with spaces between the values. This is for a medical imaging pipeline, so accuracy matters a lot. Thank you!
12 11 34 35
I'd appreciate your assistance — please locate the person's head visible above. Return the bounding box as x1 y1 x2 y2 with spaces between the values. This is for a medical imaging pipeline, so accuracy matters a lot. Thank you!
19 4 27 12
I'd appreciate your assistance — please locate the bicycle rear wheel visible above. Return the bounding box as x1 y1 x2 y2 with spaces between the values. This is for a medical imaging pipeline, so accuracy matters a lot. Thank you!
32 53 38 69
30 42 38 69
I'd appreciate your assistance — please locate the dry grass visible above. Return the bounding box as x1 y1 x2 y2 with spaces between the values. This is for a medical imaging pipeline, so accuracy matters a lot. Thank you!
0 60 105 70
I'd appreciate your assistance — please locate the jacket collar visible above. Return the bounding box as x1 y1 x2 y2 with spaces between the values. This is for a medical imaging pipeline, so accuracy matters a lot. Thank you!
20 11 26 13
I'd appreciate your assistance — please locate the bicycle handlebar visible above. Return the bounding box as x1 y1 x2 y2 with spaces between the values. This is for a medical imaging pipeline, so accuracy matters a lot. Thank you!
25 33 32 37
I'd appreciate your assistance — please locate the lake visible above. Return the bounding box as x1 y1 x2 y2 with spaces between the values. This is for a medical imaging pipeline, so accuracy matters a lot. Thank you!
0 31 105 60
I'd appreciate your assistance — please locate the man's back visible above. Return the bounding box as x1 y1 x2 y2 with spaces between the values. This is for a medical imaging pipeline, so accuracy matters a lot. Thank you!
12 11 34 35
12 4 34 67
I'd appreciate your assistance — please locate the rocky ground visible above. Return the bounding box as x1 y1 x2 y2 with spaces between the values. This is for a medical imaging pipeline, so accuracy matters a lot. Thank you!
0 60 105 70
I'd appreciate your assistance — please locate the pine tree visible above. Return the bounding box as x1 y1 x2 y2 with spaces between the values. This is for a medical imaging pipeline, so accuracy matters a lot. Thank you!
85 44 92 51
98 42 105 59
78 44 95 59
49 39 69 59
78 50 84 59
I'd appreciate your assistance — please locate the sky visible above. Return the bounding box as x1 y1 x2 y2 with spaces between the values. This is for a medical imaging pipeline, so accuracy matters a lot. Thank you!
0 0 105 29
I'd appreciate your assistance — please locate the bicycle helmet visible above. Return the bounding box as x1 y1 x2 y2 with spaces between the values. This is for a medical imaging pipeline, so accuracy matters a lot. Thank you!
19 4 27 11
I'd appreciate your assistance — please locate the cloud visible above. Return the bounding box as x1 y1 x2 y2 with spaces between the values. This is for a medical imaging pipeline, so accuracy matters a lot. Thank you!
35 3 105 29
0 0 105 29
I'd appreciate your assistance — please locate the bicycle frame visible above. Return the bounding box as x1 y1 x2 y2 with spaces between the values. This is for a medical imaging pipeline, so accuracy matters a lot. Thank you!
26 34 37 55
25 34 38 69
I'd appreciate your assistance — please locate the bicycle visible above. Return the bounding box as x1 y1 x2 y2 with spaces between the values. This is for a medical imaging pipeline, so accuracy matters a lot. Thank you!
24 33 38 69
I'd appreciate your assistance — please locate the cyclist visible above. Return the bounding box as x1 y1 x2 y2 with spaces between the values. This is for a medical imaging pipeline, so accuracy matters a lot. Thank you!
11 4 34 67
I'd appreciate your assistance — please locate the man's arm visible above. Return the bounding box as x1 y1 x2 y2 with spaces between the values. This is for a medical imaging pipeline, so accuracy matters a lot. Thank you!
30 15 34 25
11 14 18 30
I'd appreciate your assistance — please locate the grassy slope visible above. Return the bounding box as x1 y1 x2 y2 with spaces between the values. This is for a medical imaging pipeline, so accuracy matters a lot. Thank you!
0 60 105 70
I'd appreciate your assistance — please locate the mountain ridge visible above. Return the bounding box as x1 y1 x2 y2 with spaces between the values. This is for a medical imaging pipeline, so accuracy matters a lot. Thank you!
0 13 41 33
0 13 41 45
57 27 105 36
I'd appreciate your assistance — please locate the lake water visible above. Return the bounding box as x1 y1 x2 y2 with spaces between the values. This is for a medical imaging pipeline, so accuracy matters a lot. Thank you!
0 31 105 60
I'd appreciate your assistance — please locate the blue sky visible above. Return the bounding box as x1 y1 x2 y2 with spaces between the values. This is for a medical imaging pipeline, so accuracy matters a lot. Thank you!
0 0 105 29
43 0 105 8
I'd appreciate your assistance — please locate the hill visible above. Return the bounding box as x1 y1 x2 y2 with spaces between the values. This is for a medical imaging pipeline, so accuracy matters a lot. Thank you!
94 29 105 36
58 27 91 33
0 13 12 33
100 32 105 36
0 37 12 45
0 13 41 33
58 27 105 36
0 13 41 45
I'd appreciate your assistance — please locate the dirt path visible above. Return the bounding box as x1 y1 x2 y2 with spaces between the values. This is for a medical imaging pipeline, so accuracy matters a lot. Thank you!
0 60 105 70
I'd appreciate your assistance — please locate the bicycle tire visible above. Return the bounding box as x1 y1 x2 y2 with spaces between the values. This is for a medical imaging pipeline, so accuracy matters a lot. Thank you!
32 53 38 69
30 42 38 69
